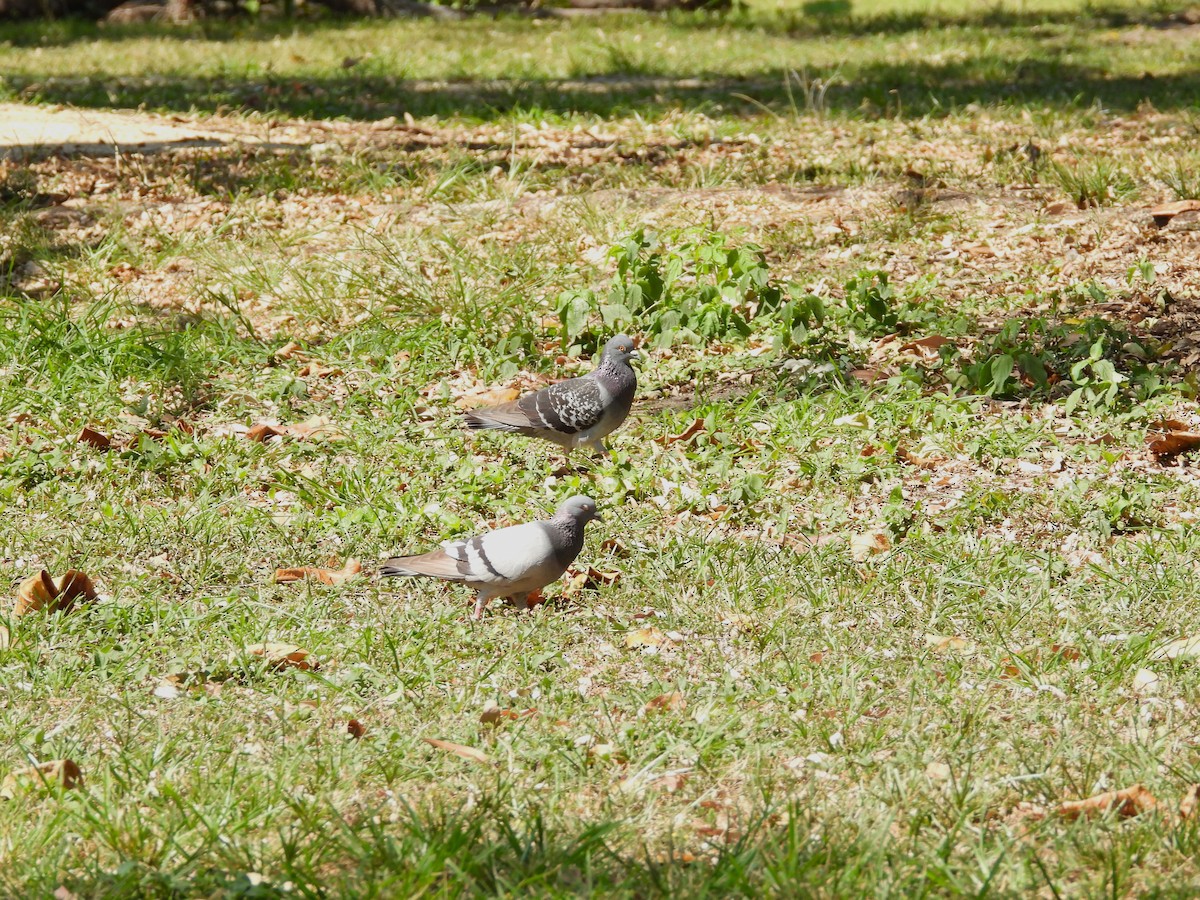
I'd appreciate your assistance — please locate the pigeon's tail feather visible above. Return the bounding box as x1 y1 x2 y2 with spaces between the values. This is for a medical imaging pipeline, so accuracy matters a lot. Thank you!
463 404 533 432
380 550 466 581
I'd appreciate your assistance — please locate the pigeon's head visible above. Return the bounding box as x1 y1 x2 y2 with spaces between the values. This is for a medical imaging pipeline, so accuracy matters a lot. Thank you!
557 495 601 525
601 334 641 367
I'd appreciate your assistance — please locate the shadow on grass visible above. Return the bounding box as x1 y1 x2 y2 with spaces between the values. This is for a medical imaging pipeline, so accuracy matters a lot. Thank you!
0 2 1190 47
5 53 1200 123
34 794 873 897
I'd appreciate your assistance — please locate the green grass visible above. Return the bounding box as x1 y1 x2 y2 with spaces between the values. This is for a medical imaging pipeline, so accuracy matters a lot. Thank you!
5 0 1200 895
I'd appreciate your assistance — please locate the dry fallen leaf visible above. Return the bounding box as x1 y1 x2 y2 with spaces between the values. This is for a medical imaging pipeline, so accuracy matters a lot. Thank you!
454 386 520 410
1058 784 1157 820
833 412 871 429
1051 644 1082 662
656 418 706 447
1180 784 1200 820
897 335 953 357
648 770 690 793
849 368 883 385
422 738 490 764
480 702 534 725
924 633 974 654
1149 199 1200 228
153 680 181 700
77 426 111 450
1132 667 1161 695
296 362 343 378
641 691 686 715
622 769 691 794
1147 427 1200 461
246 417 347 443
274 559 362 586
1150 634 1200 661
347 719 366 740
14 569 98 617
896 445 944 469
691 814 741 844
275 341 303 360
850 529 891 562
625 626 668 649
925 761 952 782
564 566 621 594
1 759 82 798
246 643 318 671
285 416 346 441
246 423 285 442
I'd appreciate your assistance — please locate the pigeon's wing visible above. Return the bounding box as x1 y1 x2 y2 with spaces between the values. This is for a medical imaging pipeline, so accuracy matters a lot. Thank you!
516 376 606 435
464 374 606 438
382 521 558 589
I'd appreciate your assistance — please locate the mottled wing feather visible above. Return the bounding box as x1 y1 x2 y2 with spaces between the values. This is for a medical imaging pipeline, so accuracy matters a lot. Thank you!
518 377 604 435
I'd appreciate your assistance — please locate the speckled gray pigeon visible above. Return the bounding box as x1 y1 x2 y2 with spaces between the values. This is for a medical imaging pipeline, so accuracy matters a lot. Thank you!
464 335 639 456
380 496 601 620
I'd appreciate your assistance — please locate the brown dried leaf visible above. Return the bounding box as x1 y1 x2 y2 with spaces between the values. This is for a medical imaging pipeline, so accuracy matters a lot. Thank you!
691 814 741 843
925 761 952 781
422 738 490 764
896 446 944 469
245 423 284 442
924 633 974 654
625 626 667 649
1006 801 1049 824
564 565 622 594
897 335 953 356
1051 644 1082 662
641 691 686 715
0 759 82 798
77 426 111 450
275 341 303 360
648 770 690 793
1149 199 1200 228
454 386 520 410
347 719 366 740
850 529 891 562
850 368 884 385
245 417 346 443
297 362 343 378
14 569 97 617
1058 784 1157 820
656 418 705 446
53 570 98 612
1180 784 1200 820
246 642 317 671
283 416 347 442
1148 432 1200 460
480 701 533 725
274 559 362 586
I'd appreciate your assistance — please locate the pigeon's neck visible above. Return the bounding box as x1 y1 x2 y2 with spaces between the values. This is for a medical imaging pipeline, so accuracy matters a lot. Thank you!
548 515 585 566
595 355 635 390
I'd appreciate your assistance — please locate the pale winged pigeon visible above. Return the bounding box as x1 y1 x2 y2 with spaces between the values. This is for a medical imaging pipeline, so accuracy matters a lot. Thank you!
380 495 601 619
464 334 639 456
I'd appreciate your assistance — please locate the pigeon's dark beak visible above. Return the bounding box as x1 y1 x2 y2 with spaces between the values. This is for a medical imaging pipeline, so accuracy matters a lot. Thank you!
593 509 604 523
629 348 642 362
